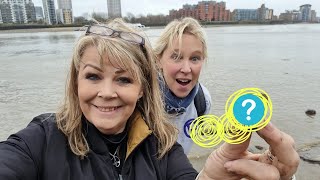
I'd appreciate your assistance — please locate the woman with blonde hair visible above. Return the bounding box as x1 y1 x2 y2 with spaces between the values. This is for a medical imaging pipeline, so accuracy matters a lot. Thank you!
154 17 212 154
154 17 299 180
0 18 298 180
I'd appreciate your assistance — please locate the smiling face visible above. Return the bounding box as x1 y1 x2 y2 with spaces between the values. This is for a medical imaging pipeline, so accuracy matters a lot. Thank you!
159 34 205 98
78 46 143 135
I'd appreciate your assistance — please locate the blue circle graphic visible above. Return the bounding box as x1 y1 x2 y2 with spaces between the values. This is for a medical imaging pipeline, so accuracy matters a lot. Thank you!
233 94 264 126
183 118 194 138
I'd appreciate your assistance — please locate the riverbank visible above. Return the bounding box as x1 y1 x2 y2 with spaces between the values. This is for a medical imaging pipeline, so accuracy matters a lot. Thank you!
1 21 318 34
0 27 78 33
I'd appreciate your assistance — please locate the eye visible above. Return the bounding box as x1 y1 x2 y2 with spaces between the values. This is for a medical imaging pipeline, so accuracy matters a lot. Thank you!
85 73 100 81
170 52 180 60
191 56 202 62
117 77 133 84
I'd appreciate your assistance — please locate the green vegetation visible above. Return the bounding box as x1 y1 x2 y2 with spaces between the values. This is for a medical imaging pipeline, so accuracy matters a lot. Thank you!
1 13 318 31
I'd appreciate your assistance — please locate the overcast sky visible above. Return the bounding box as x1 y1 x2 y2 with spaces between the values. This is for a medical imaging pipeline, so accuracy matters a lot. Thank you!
33 0 320 17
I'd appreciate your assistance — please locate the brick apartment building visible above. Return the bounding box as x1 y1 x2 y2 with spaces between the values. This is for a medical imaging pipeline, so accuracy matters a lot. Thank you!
169 1 231 21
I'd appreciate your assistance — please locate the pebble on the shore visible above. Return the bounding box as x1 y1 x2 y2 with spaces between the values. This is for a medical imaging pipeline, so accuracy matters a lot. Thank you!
299 143 320 164
305 109 316 116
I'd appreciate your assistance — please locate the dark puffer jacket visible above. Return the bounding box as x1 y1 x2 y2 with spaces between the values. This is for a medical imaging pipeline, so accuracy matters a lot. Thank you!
0 113 198 180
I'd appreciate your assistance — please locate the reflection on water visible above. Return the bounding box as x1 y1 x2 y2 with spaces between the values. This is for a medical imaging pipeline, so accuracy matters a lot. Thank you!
0 24 320 178
48 34 77 43
0 31 80 57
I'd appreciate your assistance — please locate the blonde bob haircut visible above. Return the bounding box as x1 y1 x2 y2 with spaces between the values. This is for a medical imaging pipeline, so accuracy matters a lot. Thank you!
154 17 207 61
56 18 177 158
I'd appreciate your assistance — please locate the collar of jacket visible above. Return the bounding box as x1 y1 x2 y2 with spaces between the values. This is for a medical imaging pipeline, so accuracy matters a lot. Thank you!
82 112 152 159
126 111 152 159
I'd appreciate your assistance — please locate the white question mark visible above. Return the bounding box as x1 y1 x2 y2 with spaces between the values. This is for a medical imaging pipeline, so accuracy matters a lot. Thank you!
242 99 256 120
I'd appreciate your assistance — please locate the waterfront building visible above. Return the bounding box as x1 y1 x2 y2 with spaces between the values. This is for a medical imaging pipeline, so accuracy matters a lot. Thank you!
0 0 35 23
169 1 231 21
0 10 2 23
272 15 278 20
232 9 257 21
279 10 301 22
0 1 12 23
300 4 312 22
311 10 317 22
56 0 73 24
265 9 273 20
35 6 43 20
107 0 121 18
25 0 36 22
257 4 273 21
5 0 27 23
42 0 56 24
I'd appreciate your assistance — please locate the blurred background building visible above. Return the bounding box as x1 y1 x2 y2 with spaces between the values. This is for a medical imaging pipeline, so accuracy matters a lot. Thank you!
42 0 56 24
300 4 312 22
0 0 36 23
169 1 231 21
35 6 43 21
56 0 73 24
232 9 257 21
107 0 121 18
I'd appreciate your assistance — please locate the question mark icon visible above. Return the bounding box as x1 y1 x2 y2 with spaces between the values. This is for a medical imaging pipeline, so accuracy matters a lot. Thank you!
242 99 256 120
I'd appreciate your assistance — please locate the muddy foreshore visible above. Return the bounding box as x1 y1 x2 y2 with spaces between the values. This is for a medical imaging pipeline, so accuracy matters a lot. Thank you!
188 141 320 179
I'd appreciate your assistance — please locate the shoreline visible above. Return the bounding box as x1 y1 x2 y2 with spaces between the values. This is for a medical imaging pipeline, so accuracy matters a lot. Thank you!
0 27 79 33
1 22 319 34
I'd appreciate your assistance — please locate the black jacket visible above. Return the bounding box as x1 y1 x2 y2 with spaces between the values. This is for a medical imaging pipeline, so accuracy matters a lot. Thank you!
0 113 198 180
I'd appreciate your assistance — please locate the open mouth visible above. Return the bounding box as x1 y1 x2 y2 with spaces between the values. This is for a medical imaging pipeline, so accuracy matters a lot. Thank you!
176 79 191 86
94 105 120 112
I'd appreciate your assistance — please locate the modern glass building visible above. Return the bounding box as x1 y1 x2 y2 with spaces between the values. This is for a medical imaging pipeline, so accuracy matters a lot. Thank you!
56 0 73 24
107 0 121 18
300 4 312 22
0 10 2 23
233 9 258 21
35 6 43 20
42 0 56 24
25 1 36 22
0 1 13 23
0 0 35 23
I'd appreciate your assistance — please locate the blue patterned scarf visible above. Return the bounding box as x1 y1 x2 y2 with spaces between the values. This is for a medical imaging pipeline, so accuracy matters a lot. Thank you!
159 76 199 115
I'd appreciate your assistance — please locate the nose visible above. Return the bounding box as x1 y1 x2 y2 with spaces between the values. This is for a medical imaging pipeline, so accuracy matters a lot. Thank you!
97 80 118 99
180 59 192 73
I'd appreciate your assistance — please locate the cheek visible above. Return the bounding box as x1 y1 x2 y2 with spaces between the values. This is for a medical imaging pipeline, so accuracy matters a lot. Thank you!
192 64 203 77
77 80 85 98
77 79 95 102
117 86 141 104
162 63 180 77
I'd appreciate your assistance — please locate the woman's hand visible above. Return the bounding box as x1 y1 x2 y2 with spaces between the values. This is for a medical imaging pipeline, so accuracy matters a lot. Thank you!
255 123 299 180
198 123 299 180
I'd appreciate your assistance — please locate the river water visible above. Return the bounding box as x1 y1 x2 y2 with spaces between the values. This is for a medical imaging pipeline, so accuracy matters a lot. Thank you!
1 24 320 178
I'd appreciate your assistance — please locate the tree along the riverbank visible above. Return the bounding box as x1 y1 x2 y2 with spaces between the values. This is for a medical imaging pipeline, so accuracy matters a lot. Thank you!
1 13 318 31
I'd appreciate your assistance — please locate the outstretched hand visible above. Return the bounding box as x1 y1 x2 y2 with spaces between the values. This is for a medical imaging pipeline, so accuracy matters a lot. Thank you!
198 123 299 180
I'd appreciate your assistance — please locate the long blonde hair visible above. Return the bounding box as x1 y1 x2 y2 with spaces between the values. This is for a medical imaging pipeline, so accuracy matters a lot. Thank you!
56 19 177 158
154 17 207 60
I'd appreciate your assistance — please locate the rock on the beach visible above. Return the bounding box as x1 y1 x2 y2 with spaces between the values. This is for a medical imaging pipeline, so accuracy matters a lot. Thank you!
305 109 316 116
299 142 320 164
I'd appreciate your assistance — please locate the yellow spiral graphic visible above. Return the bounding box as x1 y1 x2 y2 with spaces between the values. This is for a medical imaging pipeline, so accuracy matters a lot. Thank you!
221 114 251 144
189 88 273 148
189 115 224 148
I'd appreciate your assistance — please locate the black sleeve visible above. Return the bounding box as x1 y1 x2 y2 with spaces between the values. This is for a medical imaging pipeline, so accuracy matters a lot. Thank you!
166 143 198 180
0 117 46 180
